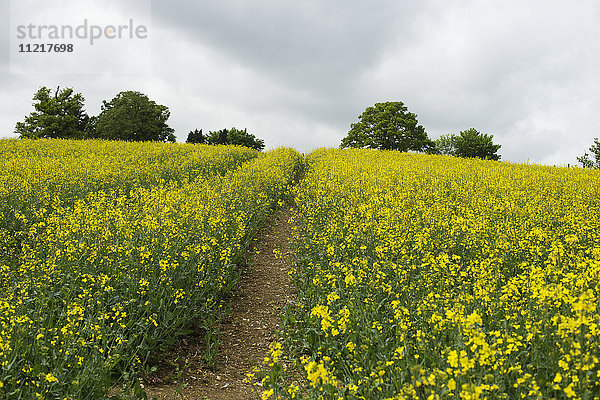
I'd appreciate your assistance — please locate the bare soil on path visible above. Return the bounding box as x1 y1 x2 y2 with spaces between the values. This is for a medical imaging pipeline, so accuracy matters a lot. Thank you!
143 207 295 400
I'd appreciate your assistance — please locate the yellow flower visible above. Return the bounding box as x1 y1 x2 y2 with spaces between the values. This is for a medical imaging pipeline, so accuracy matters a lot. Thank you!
262 388 274 400
448 378 456 391
553 372 562 383
346 341 356 353
345 273 356 286
563 383 576 398
448 350 459 368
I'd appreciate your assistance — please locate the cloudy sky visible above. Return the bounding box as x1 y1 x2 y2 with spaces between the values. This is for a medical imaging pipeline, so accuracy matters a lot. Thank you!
1 0 600 165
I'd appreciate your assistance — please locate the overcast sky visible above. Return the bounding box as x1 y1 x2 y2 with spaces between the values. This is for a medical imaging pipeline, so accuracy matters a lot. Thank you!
2 0 600 165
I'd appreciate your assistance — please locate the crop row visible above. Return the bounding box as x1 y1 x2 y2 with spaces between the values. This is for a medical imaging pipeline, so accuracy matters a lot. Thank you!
0 140 303 399
0 139 258 268
261 149 600 399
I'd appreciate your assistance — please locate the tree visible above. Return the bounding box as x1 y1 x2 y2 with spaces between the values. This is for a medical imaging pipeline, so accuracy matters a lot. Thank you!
434 134 458 155
226 127 265 150
85 115 98 138
206 127 265 151
15 86 90 139
340 101 434 152
577 138 600 168
206 129 229 145
94 91 176 142
451 128 501 161
186 129 206 144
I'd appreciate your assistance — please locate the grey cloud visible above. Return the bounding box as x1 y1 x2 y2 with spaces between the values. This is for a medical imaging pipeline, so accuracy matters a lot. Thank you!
353 0 600 163
150 1 434 123
2 0 600 164
1 0 9 72
152 1 414 77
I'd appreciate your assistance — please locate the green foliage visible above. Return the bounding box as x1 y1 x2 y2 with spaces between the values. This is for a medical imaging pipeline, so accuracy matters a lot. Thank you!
206 129 229 145
186 129 206 144
577 138 600 168
452 128 501 160
432 129 501 161
434 133 457 155
340 101 434 152
226 127 265 150
94 91 176 143
85 115 98 138
14 86 90 139
206 127 266 151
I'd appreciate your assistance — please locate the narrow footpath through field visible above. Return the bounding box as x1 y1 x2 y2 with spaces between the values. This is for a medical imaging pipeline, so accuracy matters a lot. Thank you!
144 206 296 400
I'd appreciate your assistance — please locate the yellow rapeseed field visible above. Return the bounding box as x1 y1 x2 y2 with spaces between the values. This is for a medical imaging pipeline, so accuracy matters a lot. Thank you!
0 139 303 399
259 148 600 400
4 141 600 399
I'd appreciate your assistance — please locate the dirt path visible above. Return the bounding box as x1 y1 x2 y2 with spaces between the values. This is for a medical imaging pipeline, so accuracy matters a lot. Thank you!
144 207 295 400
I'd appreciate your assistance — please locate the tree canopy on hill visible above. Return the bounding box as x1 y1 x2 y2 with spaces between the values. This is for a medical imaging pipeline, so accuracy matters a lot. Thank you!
206 128 265 151
15 86 91 139
186 129 206 144
341 102 435 152
94 91 176 143
435 128 501 161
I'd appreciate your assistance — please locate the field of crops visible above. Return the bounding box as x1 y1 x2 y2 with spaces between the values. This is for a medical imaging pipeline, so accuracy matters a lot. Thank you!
3 141 600 399
259 149 600 399
0 139 303 398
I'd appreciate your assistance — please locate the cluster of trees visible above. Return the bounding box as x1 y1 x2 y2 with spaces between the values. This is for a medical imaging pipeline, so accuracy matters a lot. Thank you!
14 86 265 151
16 90 599 167
185 128 265 151
340 101 502 161
16 87 176 143
435 129 501 161
342 101 600 168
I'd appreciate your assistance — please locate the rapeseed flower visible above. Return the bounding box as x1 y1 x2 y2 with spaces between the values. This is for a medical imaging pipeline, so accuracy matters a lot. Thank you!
270 148 600 399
